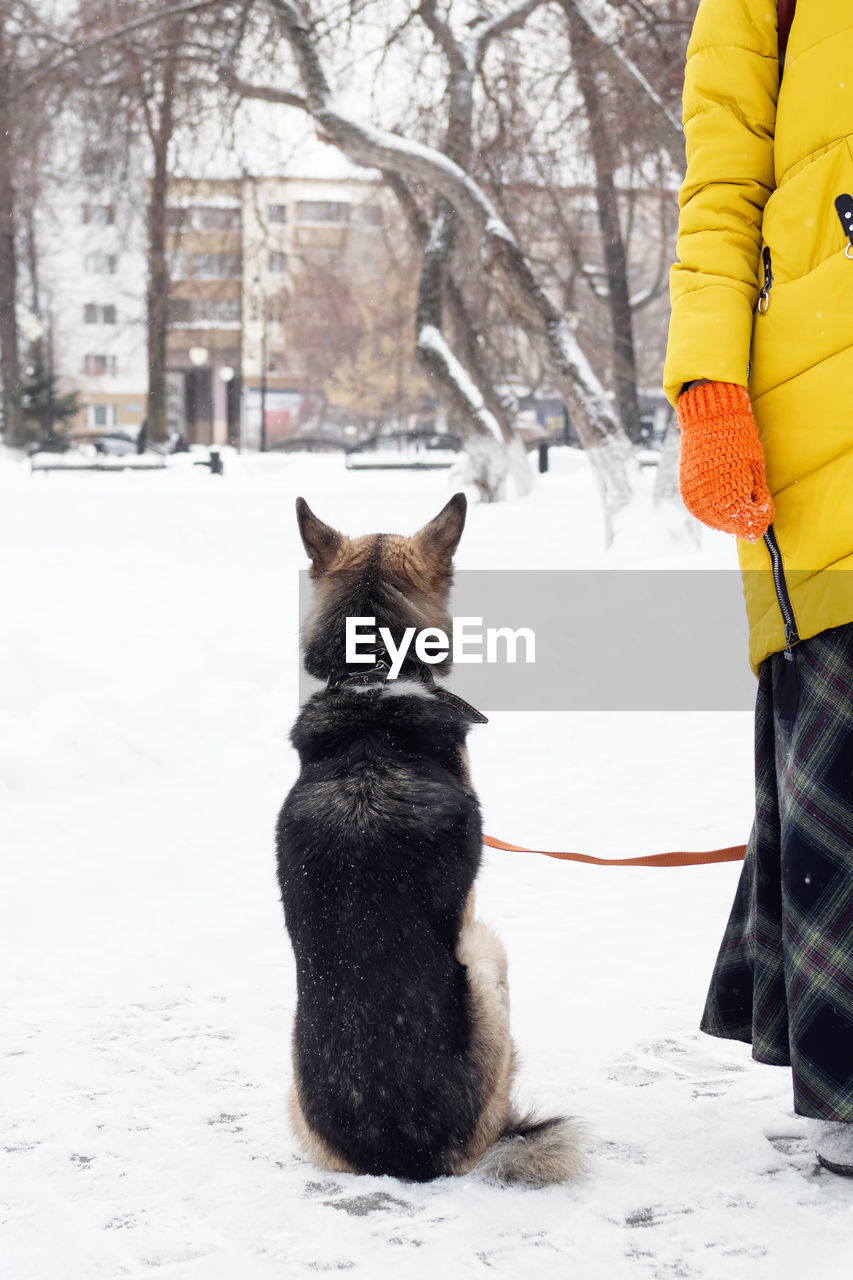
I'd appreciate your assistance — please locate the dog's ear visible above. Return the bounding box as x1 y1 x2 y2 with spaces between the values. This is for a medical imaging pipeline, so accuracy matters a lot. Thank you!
413 492 467 568
296 497 343 574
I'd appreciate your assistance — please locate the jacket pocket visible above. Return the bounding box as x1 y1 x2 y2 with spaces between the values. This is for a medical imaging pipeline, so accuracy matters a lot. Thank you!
760 137 853 284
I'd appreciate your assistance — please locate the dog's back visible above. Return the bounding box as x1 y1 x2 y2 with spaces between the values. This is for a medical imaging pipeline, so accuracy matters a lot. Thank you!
278 687 484 1180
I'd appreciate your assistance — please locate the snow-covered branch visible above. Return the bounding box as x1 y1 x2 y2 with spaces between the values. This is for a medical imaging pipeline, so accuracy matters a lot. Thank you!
386 172 520 452
416 325 530 503
417 325 503 444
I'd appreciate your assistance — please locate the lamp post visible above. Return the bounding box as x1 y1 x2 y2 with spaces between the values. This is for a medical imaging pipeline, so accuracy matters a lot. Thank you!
188 345 212 445
219 364 236 448
260 325 267 454
252 277 267 453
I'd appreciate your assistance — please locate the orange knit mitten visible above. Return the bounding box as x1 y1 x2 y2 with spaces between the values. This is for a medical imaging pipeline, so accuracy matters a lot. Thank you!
676 381 774 541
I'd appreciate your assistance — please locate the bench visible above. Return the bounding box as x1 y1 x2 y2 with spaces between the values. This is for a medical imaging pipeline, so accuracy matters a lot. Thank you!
30 433 223 476
344 430 462 471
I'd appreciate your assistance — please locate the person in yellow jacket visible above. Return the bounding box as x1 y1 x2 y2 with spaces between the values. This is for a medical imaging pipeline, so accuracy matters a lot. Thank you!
664 0 853 1175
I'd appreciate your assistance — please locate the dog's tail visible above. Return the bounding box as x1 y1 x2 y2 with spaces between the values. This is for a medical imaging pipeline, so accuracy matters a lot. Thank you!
473 1111 585 1187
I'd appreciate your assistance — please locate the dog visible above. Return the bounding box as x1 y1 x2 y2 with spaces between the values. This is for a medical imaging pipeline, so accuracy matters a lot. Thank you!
276 493 582 1184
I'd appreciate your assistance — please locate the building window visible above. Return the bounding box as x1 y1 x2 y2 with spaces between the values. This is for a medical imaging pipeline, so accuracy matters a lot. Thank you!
84 354 117 376
361 205 382 227
84 303 117 324
168 297 242 325
168 250 189 279
84 252 117 274
295 200 350 224
165 207 186 231
191 206 241 231
82 204 115 226
191 252 241 279
268 251 286 273
573 196 600 236
88 404 117 428
267 204 287 225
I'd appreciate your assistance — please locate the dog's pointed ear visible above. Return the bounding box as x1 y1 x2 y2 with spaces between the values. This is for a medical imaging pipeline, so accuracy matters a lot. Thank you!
296 497 343 573
413 492 467 568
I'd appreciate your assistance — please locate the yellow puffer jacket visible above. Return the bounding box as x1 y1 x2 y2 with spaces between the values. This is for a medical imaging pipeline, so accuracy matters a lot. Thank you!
664 0 853 672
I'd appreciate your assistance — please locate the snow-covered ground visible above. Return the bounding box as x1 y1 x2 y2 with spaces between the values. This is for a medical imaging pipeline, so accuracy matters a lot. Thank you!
2 447 851 1280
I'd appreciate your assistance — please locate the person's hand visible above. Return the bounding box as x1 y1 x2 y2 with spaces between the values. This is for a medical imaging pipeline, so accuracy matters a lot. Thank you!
677 381 774 541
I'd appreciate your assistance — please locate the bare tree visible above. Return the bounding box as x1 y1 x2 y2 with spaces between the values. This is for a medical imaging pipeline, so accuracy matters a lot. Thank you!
386 171 521 458
226 0 638 529
0 3 69 447
0 12 23 446
563 0 642 443
404 1 549 500
473 0 688 447
72 1 249 442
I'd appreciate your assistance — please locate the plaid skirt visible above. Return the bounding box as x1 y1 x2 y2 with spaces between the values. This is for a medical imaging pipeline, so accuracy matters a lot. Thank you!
701 622 853 1121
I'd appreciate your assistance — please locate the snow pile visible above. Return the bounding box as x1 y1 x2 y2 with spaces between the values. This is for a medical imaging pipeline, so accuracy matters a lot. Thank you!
2 448 851 1280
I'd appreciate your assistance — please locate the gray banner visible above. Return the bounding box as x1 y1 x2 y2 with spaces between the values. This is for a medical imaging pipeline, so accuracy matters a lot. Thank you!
296 569 819 711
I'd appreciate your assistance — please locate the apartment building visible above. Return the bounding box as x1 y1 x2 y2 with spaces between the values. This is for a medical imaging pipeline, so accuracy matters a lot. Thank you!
41 176 148 436
238 175 391 446
39 170 390 445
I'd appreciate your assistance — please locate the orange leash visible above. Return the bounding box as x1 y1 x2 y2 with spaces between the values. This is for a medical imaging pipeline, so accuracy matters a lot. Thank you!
483 834 747 868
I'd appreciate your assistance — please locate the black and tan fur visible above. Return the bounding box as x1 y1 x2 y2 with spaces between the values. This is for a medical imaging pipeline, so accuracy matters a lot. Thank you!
276 494 582 1185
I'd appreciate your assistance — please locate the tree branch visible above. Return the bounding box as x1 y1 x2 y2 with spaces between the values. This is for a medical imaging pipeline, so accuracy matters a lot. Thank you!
469 0 551 68
8 0 221 103
558 0 683 163
415 1 466 73
221 65 307 110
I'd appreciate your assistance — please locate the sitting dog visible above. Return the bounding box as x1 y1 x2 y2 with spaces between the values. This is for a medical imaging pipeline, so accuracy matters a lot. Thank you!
276 493 581 1184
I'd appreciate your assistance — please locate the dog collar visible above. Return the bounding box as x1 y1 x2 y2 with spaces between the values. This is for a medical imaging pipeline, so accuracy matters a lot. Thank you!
326 655 393 689
326 646 400 691
326 649 488 724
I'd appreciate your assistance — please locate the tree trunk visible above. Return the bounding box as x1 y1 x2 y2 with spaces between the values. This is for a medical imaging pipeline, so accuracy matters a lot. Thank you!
410 12 530 499
146 144 170 444
388 173 519 447
414 200 508 500
0 15 23 448
566 1 643 444
145 36 180 445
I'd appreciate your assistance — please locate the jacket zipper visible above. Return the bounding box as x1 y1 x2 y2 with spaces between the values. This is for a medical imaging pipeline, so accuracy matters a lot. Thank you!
757 246 773 312
763 525 800 659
